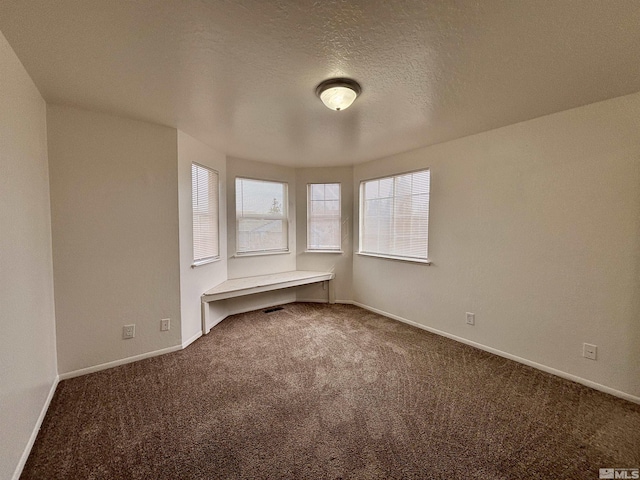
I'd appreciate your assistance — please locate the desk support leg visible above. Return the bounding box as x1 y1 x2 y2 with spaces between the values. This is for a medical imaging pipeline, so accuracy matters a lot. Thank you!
328 279 336 304
201 299 210 335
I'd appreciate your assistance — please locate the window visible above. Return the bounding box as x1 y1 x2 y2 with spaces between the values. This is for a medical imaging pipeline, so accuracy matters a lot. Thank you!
191 163 219 265
307 183 341 251
359 169 430 262
236 177 288 254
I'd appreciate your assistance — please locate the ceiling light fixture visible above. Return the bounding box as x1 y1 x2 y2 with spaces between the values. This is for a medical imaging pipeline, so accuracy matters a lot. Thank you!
315 78 361 111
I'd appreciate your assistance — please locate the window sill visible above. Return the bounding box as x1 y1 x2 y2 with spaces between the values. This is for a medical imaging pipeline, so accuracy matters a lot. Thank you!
233 250 291 258
191 256 221 268
304 250 344 254
356 251 432 265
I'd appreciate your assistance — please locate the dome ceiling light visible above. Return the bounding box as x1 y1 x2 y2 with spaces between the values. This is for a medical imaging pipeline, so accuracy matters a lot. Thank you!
315 78 362 111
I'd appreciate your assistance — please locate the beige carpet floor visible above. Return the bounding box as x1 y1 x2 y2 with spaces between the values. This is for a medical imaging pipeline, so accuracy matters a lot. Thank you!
22 303 640 479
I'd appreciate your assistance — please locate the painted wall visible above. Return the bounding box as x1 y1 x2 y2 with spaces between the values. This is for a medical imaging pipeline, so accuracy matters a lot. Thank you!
295 167 354 303
177 131 228 343
353 92 640 399
0 31 57 480
47 105 182 375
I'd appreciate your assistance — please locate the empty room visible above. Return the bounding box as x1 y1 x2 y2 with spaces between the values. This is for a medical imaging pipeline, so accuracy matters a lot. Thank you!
1 1 639 479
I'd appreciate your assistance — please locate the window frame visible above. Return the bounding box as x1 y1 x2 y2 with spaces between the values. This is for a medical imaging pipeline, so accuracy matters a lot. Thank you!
358 168 431 265
235 176 290 256
191 162 220 267
306 182 342 253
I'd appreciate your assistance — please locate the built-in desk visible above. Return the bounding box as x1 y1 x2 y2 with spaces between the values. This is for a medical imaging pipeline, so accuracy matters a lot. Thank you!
201 270 335 333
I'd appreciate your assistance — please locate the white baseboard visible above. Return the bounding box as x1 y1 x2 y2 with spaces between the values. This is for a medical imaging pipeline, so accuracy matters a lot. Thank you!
58 344 183 380
182 331 202 349
296 298 329 303
296 298 352 304
12 375 59 480
351 300 640 405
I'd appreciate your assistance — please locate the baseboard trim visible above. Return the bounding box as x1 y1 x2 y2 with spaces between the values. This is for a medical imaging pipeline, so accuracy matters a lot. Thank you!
12 375 59 480
182 331 202 349
351 300 640 405
296 298 329 303
58 344 183 380
296 298 352 304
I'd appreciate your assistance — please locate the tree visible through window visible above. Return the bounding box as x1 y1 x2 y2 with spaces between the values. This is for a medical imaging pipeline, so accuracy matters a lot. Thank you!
360 169 430 261
307 183 341 251
236 177 288 254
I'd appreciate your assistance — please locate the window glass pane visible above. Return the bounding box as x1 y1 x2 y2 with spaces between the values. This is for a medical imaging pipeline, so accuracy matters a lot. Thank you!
307 183 341 251
359 170 430 260
310 200 325 214
378 177 393 198
236 178 285 217
310 184 325 201
364 180 379 200
412 170 430 194
325 183 340 200
325 200 340 212
237 218 287 252
395 173 412 196
236 177 288 253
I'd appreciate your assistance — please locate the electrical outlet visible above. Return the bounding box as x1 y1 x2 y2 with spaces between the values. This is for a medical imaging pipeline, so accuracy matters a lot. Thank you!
583 343 597 360
466 312 475 325
123 324 135 339
161 318 170 331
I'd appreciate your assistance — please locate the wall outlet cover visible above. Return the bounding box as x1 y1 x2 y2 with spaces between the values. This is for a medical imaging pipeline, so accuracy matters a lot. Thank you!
466 312 475 325
123 324 135 339
583 343 597 360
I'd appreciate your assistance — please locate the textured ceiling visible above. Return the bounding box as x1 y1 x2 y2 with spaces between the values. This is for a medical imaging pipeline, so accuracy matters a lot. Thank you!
1 1 639 167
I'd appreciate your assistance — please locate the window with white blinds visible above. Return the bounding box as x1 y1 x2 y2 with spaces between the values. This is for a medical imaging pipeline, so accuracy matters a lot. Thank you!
236 177 288 254
307 183 341 251
192 163 219 265
360 169 430 261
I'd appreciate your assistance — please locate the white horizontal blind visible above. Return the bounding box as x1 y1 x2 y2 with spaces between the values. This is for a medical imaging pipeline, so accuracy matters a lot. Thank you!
192 163 219 263
307 183 341 251
360 169 430 260
236 177 288 254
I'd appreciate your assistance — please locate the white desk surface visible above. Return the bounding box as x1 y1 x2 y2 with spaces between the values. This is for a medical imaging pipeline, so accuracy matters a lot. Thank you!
203 270 334 297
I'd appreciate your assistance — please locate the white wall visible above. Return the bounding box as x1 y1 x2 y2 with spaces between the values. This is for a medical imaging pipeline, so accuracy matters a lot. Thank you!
353 92 640 399
47 105 182 375
0 31 58 480
177 131 227 343
295 167 353 303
